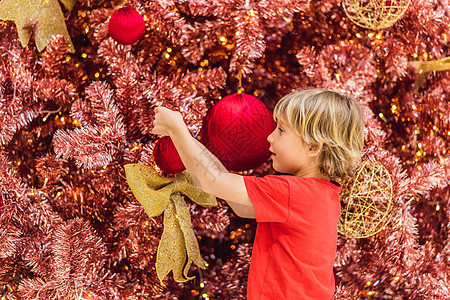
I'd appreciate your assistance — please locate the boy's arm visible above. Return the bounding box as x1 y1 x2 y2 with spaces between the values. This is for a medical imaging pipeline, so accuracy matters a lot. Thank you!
169 126 256 219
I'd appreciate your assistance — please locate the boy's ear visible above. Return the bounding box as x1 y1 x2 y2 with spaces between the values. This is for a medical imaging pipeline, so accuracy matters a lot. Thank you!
308 142 323 156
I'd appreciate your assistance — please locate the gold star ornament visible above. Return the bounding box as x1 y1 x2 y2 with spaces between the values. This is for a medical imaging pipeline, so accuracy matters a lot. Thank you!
0 0 76 52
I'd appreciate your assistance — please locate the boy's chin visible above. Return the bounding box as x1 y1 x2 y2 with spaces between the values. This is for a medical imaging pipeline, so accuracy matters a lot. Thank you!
271 162 292 175
271 162 283 174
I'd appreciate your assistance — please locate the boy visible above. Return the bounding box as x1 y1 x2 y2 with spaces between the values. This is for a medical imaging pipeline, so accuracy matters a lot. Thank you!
151 88 365 299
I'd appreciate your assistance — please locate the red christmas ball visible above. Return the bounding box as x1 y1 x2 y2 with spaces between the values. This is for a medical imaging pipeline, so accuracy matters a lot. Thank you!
108 6 145 45
153 136 186 174
200 93 275 172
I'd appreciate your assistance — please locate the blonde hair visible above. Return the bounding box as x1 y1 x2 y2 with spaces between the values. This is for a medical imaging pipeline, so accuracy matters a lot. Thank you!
273 88 365 179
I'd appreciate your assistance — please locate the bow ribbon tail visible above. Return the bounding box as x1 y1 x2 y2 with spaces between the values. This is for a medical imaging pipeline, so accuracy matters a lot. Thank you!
156 199 190 283
156 194 206 283
172 193 207 273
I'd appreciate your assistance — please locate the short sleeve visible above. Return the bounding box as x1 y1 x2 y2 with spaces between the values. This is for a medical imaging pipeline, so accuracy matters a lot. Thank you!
243 175 290 223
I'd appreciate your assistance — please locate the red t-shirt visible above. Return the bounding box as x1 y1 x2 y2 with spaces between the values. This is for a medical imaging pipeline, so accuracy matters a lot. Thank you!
243 175 342 300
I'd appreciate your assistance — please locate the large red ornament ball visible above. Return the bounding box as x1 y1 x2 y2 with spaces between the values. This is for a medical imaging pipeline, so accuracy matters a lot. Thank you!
153 136 186 174
108 6 145 45
200 93 275 172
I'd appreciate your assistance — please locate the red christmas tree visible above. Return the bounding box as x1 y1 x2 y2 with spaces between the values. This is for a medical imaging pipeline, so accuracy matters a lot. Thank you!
0 0 448 298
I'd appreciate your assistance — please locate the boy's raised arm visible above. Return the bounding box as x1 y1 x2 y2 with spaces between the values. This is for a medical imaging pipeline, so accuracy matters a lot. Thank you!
151 107 256 219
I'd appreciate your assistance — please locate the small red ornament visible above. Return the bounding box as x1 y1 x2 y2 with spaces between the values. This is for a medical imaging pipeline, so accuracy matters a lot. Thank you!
153 136 186 174
108 6 145 45
201 93 275 172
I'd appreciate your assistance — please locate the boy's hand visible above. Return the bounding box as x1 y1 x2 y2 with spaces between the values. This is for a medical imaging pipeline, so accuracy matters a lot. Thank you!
151 107 187 136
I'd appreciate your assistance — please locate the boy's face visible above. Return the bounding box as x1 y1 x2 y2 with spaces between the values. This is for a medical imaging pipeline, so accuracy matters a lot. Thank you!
267 120 315 176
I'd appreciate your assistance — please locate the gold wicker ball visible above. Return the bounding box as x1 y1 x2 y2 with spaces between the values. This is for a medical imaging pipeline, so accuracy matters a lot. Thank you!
338 160 394 238
342 0 411 30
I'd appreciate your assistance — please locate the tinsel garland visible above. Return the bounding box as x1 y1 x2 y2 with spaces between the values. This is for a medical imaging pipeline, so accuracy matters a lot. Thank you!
0 0 448 298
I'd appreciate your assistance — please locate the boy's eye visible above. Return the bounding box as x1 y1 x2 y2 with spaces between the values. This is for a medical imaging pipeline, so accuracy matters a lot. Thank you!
278 128 283 133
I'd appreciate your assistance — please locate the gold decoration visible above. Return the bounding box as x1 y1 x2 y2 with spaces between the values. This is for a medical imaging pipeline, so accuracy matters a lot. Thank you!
0 0 76 53
124 163 217 283
338 160 394 238
342 0 411 30
409 56 450 74
409 56 450 91
236 69 245 94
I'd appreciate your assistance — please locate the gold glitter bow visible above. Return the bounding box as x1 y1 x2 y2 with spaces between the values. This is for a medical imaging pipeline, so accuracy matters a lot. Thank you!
0 0 76 53
124 163 217 283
